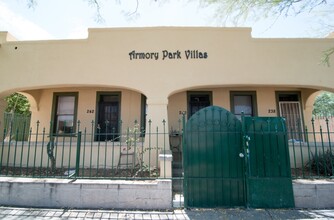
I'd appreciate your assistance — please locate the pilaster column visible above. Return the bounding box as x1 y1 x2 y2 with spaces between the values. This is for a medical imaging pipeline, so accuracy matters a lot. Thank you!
143 98 171 169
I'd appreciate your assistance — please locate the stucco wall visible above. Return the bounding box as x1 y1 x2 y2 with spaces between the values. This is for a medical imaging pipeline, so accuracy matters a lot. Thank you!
1 28 333 98
0 177 172 209
1 27 333 144
1 177 333 209
167 87 312 129
27 87 142 133
22 85 313 136
293 179 334 209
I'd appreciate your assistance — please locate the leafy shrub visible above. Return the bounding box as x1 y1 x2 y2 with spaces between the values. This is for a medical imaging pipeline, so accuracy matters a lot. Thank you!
306 149 334 176
123 123 160 177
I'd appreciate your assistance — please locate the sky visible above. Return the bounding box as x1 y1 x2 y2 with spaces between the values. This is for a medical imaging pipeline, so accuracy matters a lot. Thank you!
0 0 333 41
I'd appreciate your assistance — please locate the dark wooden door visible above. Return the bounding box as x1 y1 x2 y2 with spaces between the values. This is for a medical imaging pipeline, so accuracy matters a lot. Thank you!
96 95 120 141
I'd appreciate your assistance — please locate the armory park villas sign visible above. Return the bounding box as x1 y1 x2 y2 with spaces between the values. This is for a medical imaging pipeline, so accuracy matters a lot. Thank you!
129 50 208 60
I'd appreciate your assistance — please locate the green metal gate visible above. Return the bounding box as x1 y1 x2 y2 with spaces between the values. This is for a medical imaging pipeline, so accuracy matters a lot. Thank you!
243 117 294 208
183 106 294 208
183 106 245 207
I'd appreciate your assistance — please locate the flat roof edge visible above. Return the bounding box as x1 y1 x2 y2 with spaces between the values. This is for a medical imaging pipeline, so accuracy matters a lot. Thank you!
0 31 17 43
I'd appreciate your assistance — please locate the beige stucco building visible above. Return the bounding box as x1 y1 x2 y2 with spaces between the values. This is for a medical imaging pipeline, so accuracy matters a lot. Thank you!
0 27 333 142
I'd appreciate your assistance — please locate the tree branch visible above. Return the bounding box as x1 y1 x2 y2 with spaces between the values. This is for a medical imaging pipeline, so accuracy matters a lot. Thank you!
127 0 139 16
26 0 37 8
86 0 105 23
321 47 334 67
206 0 330 24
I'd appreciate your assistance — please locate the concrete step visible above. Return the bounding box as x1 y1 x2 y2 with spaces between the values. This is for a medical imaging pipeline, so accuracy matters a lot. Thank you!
173 194 184 208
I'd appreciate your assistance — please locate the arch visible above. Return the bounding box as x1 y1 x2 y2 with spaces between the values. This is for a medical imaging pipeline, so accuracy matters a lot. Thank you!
302 89 334 126
17 91 39 112
0 90 37 112
0 84 149 113
0 84 148 99
304 90 323 111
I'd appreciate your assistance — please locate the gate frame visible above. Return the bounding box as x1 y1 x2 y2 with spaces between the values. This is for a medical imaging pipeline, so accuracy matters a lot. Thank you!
242 115 295 208
182 106 294 208
182 106 245 208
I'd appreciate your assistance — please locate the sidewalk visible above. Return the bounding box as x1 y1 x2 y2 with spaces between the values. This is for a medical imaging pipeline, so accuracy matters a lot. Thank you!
1 206 334 219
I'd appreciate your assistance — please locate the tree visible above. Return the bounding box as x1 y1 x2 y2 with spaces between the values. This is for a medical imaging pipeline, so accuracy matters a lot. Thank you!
25 0 104 22
3 93 30 141
24 0 333 64
202 0 334 65
313 92 334 117
25 0 140 23
203 0 331 23
5 93 31 116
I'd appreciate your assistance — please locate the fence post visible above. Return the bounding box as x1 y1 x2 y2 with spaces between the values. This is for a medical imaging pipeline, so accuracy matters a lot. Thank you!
75 131 82 178
182 112 187 208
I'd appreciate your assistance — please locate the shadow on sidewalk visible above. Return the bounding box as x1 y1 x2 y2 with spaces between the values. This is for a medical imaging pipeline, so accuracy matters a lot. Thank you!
185 208 334 220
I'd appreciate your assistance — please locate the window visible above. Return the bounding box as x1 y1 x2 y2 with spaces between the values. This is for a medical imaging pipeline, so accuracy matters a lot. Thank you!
187 92 212 118
230 91 257 119
276 92 303 141
52 92 78 134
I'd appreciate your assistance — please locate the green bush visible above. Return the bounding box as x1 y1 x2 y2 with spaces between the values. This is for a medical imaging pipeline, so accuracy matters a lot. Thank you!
306 149 334 177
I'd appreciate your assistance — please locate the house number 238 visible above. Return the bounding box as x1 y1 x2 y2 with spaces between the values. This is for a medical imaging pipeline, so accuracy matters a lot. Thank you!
268 109 276 113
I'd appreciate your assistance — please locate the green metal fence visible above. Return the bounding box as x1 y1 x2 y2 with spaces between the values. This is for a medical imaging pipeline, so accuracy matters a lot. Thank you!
1 117 334 181
1 117 334 185
3 112 31 141
1 117 334 180
0 119 172 179
290 118 334 179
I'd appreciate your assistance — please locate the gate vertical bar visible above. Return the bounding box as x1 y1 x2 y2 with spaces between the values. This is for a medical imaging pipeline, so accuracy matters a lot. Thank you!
0 128 7 175
75 131 82 178
182 112 188 208
241 113 250 208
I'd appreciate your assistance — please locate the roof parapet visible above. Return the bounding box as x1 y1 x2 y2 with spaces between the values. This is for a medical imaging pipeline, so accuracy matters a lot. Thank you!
327 32 334 38
0 32 17 44
87 27 253 40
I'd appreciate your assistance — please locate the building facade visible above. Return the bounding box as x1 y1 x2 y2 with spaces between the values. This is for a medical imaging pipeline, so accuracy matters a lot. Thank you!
0 27 333 142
